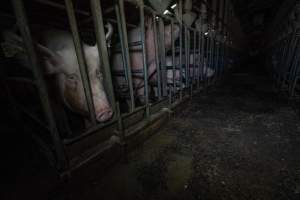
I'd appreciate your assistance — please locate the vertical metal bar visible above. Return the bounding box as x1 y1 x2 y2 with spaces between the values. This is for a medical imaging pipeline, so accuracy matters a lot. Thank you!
115 0 135 111
201 32 205 84
193 30 196 87
205 35 210 86
179 0 183 99
171 20 176 96
215 40 220 79
138 0 150 118
90 0 116 117
116 102 124 141
218 0 224 79
153 14 162 100
65 0 97 125
12 0 66 169
158 18 167 97
211 34 215 83
184 26 189 89
197 31 201 88
289 42 300 94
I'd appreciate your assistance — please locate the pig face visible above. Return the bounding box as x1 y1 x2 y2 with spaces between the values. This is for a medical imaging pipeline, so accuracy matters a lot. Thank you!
3 29 113 122
39 34 113 123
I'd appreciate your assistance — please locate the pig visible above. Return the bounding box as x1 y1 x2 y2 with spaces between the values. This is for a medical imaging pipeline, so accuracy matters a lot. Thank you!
112 0 198 103
2 25 114 122
112 17 180 103
165 55 215 86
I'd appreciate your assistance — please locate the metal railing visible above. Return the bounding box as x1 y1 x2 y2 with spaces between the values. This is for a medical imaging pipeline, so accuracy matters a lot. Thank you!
266 1 300 98
4 0 233 174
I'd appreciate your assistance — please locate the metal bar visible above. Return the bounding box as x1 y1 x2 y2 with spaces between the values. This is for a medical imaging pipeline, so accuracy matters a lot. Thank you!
201 32 205 83
35 0 90 16
138 0 150 118
179 0 183 99
116 102 125 141
115 0 135 111
193 30 196 87
12 0 67 170
171 19 176 95
185 26 189 89
205 35 210 86
197 31 201 88
153 14 162 100
158 18 167 97
65 0 97 125
90 0 117 118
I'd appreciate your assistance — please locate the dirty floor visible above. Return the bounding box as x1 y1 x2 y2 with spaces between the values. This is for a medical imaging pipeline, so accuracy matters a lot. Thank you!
3 72 300 200
58 73 300 200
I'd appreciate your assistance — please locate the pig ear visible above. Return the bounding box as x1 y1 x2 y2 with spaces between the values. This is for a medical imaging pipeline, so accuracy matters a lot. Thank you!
36 44 64 74
2 31 63 74
104 23 113 48
105 23 113 41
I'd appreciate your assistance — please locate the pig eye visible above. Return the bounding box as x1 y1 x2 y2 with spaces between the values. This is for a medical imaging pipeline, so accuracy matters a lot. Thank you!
67 74 78 81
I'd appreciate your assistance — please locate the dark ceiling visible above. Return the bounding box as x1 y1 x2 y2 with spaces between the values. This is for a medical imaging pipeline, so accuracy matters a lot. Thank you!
232 0 284 34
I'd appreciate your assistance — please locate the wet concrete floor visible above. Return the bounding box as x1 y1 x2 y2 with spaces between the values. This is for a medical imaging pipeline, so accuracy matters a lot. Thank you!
61 73 300 200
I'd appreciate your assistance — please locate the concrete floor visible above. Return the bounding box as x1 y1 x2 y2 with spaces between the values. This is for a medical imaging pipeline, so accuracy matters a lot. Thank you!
3 71 300 200
57 72 300 200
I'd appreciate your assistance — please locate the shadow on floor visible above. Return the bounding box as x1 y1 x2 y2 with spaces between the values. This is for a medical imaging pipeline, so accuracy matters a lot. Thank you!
3 71 300 200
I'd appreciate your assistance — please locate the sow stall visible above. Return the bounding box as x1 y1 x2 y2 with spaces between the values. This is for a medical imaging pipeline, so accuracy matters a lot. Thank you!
0 0 235 176
266 0 300 98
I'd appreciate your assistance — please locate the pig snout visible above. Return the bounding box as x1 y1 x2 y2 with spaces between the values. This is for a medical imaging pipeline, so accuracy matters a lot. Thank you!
95 106 113 122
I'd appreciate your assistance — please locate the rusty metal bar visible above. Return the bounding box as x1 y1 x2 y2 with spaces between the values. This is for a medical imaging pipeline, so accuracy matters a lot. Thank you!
12 0 67 170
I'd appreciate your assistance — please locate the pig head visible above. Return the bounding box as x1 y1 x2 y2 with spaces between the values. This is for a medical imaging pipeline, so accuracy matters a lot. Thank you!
2 27 113 122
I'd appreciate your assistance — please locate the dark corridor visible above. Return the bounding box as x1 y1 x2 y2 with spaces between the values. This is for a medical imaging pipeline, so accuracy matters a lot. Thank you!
1 0 300 199
4 68 300 200
70 71 300 200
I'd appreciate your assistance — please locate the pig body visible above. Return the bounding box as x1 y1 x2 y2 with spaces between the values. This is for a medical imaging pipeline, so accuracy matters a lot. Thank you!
3 28 113 122
112 18 180 102
165 55 215 86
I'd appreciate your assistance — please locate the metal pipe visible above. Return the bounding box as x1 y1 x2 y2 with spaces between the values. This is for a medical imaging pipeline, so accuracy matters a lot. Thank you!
138 0 150 118
65 0 97 125
90 0 117 118
35 0 90 16
115 0 135 111
184 26 189 89
197 31 201 88
12 0 67 170
201 32 205 84
158 18 167 97
171 19 176 95
205 35 210 86
179 0 183 99
193 30 196 87
153 14 162 100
